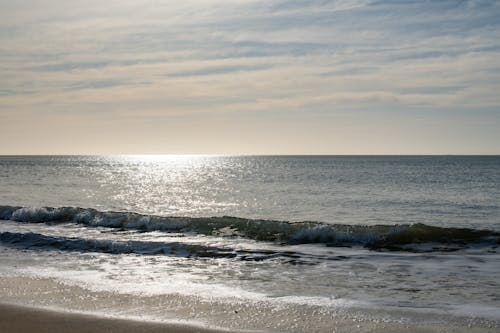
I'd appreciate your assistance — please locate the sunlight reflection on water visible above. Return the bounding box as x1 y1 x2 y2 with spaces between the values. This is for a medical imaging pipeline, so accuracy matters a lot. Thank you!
0 155 499 228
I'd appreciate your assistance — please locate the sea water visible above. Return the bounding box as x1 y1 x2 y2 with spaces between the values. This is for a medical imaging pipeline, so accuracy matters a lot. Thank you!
0 155 499 331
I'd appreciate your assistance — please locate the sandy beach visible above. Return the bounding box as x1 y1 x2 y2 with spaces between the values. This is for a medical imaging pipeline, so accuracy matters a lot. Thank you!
2 300 499 333
0 302 228 333
0 273 499 333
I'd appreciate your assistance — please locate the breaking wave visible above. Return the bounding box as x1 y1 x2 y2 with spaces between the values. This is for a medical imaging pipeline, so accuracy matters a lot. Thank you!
1 205 499 251
0 231 313 263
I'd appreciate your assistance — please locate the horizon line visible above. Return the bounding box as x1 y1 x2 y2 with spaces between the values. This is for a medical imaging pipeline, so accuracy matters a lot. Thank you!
1 154 499 157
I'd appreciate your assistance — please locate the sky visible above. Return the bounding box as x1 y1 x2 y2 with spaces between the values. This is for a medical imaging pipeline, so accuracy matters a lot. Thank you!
1 0 499 155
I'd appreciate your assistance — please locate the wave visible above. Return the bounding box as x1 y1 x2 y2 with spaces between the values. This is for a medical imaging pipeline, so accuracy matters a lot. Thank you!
0 231 319 264
1 205 499 251
0 231 238 258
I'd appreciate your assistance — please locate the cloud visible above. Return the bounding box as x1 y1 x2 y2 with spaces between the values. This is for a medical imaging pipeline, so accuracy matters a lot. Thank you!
166 64 273 77
1 0 500 153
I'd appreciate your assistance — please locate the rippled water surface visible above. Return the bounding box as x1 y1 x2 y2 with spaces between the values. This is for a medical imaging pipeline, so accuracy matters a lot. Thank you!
1 155 499 228
1 155 499 332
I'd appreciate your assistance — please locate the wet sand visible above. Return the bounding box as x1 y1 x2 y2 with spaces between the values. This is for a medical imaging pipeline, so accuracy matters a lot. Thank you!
1 276 498 333
0 303 228 333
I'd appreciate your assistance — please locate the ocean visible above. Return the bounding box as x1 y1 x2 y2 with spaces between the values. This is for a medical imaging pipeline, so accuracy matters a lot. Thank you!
1 155 499 332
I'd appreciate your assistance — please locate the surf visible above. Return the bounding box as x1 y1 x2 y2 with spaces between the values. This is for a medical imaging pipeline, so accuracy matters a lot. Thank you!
1 205 498 252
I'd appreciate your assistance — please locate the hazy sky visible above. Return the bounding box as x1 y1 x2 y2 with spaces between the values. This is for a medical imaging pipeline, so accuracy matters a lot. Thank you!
1 0 499 154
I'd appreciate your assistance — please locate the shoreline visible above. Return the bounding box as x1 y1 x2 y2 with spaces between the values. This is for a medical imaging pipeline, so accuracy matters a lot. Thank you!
0 302 232 333
0 276 499 333
2 301 499 333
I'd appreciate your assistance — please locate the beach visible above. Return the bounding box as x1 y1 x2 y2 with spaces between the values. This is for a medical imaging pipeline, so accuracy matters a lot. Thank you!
0 302 225 333
1 156 499 332
1 297 498 333
1 275 499 333
2 0 500 330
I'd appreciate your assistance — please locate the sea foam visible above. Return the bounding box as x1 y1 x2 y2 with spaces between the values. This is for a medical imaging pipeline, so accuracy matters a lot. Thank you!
1 205 499 251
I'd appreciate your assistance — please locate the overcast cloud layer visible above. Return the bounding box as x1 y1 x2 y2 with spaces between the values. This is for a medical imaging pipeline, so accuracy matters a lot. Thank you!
1 0 499 154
